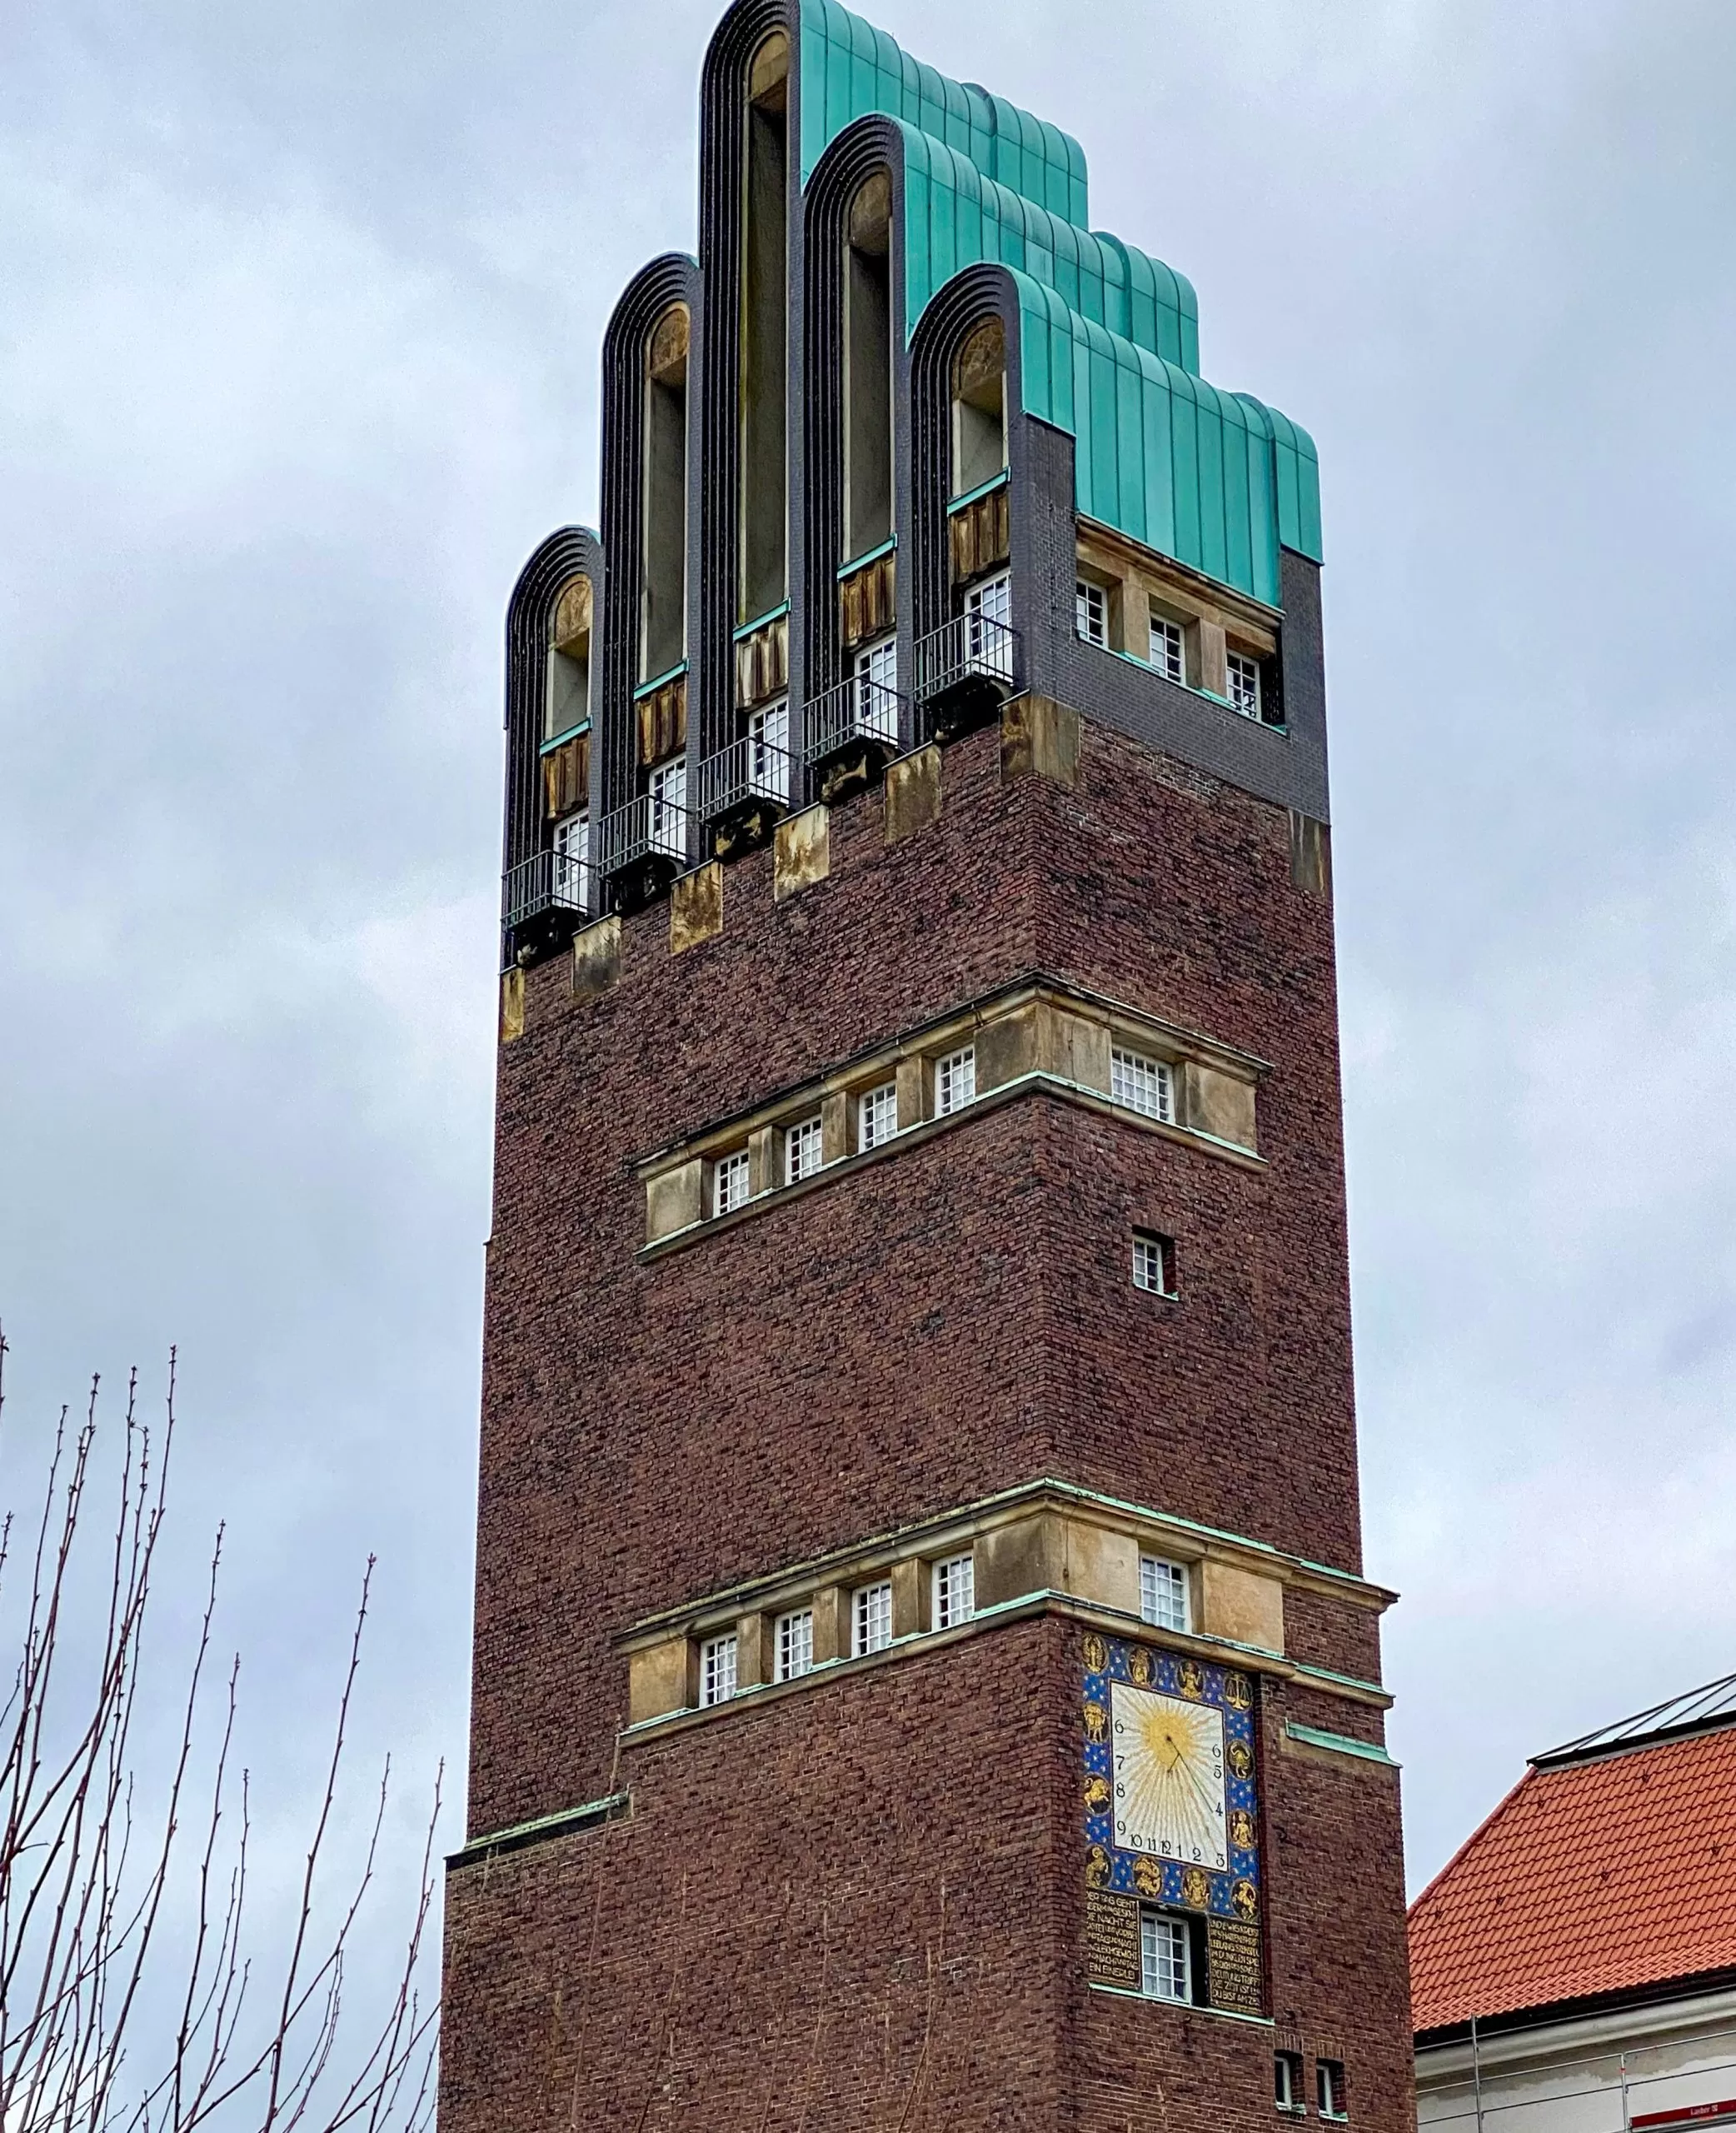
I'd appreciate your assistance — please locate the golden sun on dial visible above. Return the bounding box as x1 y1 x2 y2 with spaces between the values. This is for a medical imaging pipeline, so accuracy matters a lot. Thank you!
1110 1681 1229 1871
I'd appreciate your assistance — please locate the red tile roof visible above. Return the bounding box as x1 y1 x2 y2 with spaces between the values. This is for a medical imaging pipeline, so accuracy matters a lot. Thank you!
1409 1723 1736 2033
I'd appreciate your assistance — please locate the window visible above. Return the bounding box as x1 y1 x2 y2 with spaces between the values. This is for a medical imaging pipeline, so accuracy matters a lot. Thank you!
1075 578 1107 647
1317 2061 1346 2120
739 31 789 624
699 1633 737 1707
1275 2054 1304 2113
747 699 789 804
859 1081 898 1150
551 812 590 913
935 1046 975 1116
776 1608 813 1683
1140 1911 1193 2003
1140 1554 1191 1634
951 316 1006 497
1111 1048 1175 1125
640 304 689 683
854 637 899 743
1150 614 1185 685
1227 650 1262 719
843 170 894 562
932 1553 975 1630
786 1114 823 1184
648 756 686 862
965 572 1014 681
1132 1231 1176 1299
713 1149 751 1217
852 1580 893 1656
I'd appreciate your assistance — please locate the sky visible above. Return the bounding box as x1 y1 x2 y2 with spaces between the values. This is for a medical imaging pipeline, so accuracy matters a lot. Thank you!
2 0 1734 1980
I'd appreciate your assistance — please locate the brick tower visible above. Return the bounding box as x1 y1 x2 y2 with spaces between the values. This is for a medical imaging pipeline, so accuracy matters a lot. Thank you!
439 5 1413 2128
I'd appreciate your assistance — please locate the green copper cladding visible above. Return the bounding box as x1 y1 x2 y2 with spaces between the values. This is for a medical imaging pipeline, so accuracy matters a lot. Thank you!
798 0 1322 602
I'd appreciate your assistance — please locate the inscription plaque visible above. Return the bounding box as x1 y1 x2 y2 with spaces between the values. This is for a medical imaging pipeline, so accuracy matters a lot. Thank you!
1085 1887 1141 1990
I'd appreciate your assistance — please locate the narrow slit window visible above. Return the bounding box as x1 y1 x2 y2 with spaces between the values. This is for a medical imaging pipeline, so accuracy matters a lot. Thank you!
1075 579 1107 647
648 756 687 863
1111 1048 1174 1124
950 316 1005 497
1227 650 1262 719
699 1633 737 1708
932 1553 975 1630
552 812 591 914
776 1608 814 1682
935 1047 975 1116
852 1581 893 1656
1140 1553 1191 1633
858 1081 898 1150
786 1115 823 1184
1275 2055 1304 2113
739 32 790 624
713 1149 751 1217
842 170 893 562
853 637 898 742
1317 2061 1346 2121
640 305 689 683
1150 615 1185 685
1132 1231 1176 1299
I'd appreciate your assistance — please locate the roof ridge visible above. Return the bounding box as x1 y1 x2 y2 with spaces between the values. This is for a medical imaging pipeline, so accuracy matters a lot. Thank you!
1408 1765 1539 1926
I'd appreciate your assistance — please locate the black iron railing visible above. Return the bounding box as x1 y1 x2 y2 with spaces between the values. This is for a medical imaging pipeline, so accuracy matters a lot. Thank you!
696 731 794 822
915 609 1020 707
801 672 905 767
596 790 691 877
502 847 591 932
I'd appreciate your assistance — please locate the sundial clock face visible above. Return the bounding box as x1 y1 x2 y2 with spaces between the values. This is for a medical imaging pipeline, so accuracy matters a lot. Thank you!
1110 1680 1229 1871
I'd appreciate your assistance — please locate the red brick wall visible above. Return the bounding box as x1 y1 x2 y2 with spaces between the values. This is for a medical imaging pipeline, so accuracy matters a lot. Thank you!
440 1619 1411 2131
446 712 1410 2128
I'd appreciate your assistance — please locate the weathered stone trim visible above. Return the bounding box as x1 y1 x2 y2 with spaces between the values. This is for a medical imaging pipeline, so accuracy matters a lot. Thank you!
446 1789 631 1872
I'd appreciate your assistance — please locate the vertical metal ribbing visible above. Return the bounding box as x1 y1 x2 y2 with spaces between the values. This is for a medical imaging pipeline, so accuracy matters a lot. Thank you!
908 267 1025 649
500 528 603 964
597 256 701 822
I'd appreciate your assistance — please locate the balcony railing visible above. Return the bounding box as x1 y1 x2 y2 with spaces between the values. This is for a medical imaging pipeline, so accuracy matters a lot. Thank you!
596 790 691 878
801 671 905 767
915 609 1020 707
502 847 591 932
696 731 793 823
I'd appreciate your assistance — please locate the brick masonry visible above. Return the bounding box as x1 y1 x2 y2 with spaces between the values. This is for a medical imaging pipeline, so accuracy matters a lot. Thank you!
440 707 1413 2129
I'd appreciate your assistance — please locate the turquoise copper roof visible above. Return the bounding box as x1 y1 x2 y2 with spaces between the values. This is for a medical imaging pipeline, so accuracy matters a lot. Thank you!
799 0 1322 606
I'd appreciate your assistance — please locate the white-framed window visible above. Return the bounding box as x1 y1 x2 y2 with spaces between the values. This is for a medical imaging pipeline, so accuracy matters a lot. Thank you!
786 1114 823 1185
552 811 591 912
1275 2054 1304 2113
1150 614 1185 684
1140 1553 1191 1634
854 637 899 743
713 1149 751 1217
1317 2061 1346 2121
1075 577 1108 647
1140 1911 1192 2003
932 1553 975 1630
1132 1231 1176 1298
965 571 1014 680
858 1081 898 1150
935 1046 975 1116
747 698 789 804
699 1632 737 1707
776 1608 814 1683
852 1580 893 1656
1227 650 1262 720
1111 1047 1175 1125
648 755 687 860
